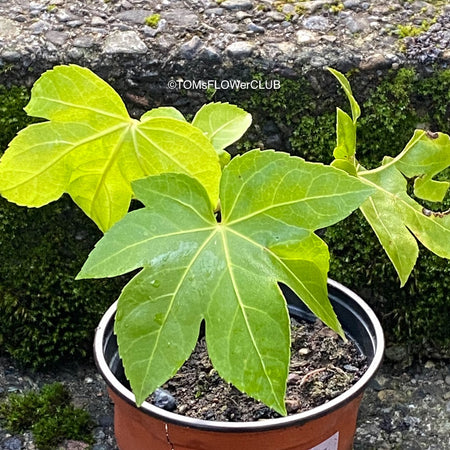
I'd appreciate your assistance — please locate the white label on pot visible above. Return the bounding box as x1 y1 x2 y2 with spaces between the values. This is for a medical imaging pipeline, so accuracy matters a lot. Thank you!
309 432 339 450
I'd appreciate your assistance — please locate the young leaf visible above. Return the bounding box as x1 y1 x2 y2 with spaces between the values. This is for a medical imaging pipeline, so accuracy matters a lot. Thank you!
328 68 361 123
192 102 252 152
78 150 374 414
0 65 221 232
328 68 361 166
192 102 251 168
333 107 357 160
141 107 186 122
330 69 449 285
358 130 450 285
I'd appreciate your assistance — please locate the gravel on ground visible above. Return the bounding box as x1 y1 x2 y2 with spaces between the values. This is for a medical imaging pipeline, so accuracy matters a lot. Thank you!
1 354 449 449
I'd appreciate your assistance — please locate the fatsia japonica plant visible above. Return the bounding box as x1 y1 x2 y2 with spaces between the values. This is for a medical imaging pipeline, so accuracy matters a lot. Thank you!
0 65 448 416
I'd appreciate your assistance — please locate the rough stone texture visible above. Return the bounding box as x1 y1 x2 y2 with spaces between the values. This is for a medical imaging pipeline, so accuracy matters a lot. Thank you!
0 356 449 449
0 0 449 104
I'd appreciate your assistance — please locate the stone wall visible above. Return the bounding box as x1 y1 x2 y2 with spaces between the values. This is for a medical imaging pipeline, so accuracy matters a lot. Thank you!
1 0 449 111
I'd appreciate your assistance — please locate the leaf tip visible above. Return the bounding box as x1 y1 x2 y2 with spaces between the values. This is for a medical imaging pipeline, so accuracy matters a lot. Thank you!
75 269 88 281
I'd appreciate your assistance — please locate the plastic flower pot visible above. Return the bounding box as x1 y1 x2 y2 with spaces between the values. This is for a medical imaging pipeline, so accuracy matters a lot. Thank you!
94 279 384 450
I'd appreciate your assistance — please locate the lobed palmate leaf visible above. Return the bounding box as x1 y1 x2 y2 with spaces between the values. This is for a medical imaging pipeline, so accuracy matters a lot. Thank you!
78 150 374 415
358 130 450 285
0 65 221 232
330 69 450 286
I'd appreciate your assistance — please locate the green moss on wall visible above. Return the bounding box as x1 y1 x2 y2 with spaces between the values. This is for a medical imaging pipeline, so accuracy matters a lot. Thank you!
418 69 450 131
0 85 33 150
324 211 450 355
0 86 126 369
357 68 419 166
0 195 127 368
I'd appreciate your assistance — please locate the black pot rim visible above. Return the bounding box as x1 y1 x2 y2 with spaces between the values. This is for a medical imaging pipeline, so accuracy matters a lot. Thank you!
94 278 384 432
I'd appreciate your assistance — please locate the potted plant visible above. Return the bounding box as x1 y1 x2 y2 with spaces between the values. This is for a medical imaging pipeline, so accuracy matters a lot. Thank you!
0 65 448 449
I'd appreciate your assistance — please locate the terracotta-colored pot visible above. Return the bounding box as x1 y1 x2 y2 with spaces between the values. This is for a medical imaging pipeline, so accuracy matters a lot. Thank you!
94 279 384 450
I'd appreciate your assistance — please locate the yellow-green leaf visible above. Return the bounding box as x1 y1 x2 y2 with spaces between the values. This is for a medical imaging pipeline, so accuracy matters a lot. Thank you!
328 68 361 123
358 130 450 285
192 102 252 153
0 65 221 232
333 108 357 160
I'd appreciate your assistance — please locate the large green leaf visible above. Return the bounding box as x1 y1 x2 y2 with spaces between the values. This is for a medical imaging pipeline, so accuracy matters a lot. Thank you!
78 150 374 414
358 130 450 285
0 65 221 231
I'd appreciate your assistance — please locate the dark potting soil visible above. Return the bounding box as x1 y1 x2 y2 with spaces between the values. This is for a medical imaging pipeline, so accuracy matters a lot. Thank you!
149 318 368 421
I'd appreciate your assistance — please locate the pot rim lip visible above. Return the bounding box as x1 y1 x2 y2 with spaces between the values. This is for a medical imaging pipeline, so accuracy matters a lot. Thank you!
94 278 384 432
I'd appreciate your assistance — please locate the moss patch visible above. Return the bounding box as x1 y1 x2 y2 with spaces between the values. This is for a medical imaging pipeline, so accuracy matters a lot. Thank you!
0 85 33 150
145 13 160 28
0 382 94 450
0 85 126 369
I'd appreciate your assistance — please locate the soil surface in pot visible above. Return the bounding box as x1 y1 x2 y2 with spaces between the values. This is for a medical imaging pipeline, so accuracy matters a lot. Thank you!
149 318 368 421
